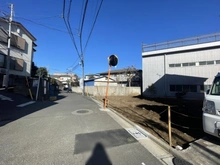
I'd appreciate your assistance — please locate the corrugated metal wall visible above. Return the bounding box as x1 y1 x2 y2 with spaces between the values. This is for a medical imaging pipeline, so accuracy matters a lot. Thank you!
142 43 220 99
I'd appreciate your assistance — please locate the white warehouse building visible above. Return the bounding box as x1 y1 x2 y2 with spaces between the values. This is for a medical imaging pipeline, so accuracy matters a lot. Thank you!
142 33 220 99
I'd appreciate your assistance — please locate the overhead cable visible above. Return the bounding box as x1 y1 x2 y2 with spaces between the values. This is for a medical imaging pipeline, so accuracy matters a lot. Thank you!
83 0 103 53
15 16 69 33
79 0 89 53
63 0 81 59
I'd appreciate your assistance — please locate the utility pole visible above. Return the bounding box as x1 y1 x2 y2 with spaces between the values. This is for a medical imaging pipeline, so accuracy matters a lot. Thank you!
81 55 85 96
5 4 13 91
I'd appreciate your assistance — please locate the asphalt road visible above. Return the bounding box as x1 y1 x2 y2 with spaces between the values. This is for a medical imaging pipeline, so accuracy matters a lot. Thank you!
0 91 170 165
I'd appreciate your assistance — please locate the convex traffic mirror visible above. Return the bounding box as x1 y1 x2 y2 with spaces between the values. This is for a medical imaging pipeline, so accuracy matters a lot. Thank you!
108 54 118 66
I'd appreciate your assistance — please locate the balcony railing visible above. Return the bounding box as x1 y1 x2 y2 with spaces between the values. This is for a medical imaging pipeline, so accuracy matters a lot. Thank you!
142 33 220 52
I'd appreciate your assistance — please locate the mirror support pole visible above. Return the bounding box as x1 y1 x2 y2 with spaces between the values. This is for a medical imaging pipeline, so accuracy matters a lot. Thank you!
104 65 111 109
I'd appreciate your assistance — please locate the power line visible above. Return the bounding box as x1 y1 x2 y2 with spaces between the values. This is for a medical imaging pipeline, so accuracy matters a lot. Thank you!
79 0 89 53
83 0 103 53
67 57 81 69
72 63 80 71
0 9 9 16
15 16 69 33
67 0 72 21
62 0 104 95
32 15 62 20
62 0 66 18
62 0 81 59
78 0 85 34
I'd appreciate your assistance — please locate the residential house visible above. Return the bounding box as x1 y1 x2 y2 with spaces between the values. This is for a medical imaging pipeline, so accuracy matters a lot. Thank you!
98 68 142 87
84 74 100 80
0 17 36 87
51 73 78 88
84 77 117 86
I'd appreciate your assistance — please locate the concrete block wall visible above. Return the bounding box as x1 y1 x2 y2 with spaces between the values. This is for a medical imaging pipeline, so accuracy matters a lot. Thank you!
71 86 141 96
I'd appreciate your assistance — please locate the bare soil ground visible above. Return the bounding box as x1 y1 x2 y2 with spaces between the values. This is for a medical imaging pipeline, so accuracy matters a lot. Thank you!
94 95 204 149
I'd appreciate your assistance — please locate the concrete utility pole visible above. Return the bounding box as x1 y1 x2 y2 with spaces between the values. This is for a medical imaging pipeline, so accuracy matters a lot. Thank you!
5 4 13 91
81 55 85 96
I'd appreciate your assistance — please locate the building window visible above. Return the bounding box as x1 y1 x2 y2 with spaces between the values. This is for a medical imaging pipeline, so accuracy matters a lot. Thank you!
176 85 182 91
199 61 206 65
199 61 214 66
207 61 214 65
189 62 196 66
169 63 181 67
10 57 16 70
11 33 26 50
169 85 197 93
182 63 188 67
10 57 24 71
183 85 189 92
0 54 5 67
169 60 218 68
182 62 195 67
15 58 24 71
174 63 181 67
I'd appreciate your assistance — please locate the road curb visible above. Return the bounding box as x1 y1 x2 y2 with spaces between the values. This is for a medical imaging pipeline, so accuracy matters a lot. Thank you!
91 97 192 164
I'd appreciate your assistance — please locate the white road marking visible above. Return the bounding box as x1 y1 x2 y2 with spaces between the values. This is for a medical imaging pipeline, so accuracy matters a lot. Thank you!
17 101 35 107
0 94 14 101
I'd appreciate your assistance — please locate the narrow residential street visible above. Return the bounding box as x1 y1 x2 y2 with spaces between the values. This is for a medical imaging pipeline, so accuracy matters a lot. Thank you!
0 91 178 165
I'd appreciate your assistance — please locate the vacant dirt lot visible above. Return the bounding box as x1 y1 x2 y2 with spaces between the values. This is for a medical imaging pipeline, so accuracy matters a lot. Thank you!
94 95 204 149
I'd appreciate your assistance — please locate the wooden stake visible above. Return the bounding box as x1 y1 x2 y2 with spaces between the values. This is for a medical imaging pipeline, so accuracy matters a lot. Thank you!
26 76 33 100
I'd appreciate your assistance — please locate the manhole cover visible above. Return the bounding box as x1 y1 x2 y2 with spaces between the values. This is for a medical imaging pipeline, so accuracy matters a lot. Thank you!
72 109 93 115
77 110 89 114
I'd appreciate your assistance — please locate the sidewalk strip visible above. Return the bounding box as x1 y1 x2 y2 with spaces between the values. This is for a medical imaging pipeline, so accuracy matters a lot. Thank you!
17 101 35 107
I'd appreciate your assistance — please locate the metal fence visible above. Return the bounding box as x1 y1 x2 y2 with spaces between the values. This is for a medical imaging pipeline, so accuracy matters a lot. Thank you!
142 33 220 52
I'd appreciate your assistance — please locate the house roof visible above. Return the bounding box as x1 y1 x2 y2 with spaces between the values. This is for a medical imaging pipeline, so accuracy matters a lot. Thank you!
98 68 142 75
84 76 115 82
0 17 36 41
50 75 72 78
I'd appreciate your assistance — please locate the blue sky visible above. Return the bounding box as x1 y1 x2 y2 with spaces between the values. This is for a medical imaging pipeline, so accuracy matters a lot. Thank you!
0 0 220 77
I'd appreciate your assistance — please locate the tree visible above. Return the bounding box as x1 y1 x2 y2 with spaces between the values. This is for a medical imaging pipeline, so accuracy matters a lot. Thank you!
31 62 38 77
36 67 48 78
50 78 57 85
124 65 137 87
71 74 80 86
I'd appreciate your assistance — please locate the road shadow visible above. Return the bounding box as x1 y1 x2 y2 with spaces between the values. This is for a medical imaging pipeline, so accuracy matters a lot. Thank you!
85 143 112 165
0 90 66 127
